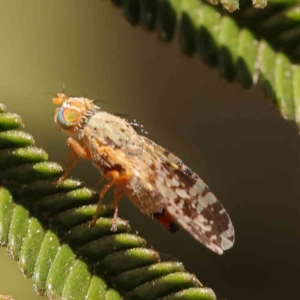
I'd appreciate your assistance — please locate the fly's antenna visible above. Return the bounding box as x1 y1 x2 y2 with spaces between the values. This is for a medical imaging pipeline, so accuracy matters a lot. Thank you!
44 92 57 97
52 93 68 105
51 82 68 105
94 98 107 104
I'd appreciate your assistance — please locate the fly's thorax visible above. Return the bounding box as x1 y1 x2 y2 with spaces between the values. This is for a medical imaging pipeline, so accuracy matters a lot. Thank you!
84 111 145 155
53 94 98 134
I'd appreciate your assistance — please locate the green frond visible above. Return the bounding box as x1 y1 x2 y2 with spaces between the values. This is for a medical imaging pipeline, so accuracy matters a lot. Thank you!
112 0 300 127
0 104 216 299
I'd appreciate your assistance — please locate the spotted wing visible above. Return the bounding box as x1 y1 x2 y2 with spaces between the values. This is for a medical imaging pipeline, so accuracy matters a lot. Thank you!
139 137 235 255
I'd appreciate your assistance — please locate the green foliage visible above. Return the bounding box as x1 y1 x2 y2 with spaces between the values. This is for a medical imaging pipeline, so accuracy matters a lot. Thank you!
0 104 216 299
115 0 300 127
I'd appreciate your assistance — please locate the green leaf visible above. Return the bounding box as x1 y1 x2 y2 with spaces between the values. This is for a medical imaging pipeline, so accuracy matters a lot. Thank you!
61 260 91 300
0 105 217 299
33 231 60 295
19 219 45 277
7 205 30 260
0 189 14 246
46 245 76 299
127 272 201 300
0 130 34 149
114 262 185 289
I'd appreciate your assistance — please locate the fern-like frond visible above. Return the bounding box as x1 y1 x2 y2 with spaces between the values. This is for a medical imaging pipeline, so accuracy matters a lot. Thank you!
111 0 300 128
0 103 216 299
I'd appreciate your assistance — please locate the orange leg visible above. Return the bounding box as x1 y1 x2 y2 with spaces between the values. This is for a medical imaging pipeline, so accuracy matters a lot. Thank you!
111 188 125 231
59 153 73 169
56 137 91 185
89 179 115 228
89 170 129 229
94 177 106 190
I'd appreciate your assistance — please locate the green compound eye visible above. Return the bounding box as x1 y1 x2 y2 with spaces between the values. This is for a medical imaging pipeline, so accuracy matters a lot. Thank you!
57 107 80 128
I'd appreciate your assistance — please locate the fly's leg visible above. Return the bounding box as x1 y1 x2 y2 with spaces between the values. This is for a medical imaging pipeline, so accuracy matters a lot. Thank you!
90 170 130 228
57 150 78 185
59 153 73 169
89 179 115 228
56 137 91 185
56 144 78 185
111 188 125 232
94 177 105 190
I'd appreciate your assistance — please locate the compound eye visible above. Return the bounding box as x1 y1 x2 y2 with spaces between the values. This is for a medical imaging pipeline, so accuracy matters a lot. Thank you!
56 107 80 129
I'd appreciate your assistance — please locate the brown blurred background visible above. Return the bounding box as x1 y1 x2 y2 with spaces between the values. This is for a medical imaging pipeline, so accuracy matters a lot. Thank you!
0 1 299 299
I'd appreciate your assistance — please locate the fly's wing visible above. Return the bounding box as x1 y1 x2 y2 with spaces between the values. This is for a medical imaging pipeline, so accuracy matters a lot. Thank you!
136 137 235 255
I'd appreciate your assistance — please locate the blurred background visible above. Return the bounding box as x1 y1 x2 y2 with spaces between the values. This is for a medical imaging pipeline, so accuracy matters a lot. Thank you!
0 1 299 299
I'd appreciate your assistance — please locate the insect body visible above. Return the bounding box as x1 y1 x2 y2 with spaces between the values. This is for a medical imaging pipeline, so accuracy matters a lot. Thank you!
52 93 235 254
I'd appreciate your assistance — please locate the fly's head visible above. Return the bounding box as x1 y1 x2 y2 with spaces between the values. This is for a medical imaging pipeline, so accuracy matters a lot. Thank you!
52 93 99 134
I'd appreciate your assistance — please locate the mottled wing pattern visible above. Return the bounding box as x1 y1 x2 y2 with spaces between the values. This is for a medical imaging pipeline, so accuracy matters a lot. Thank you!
138 137 235 255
